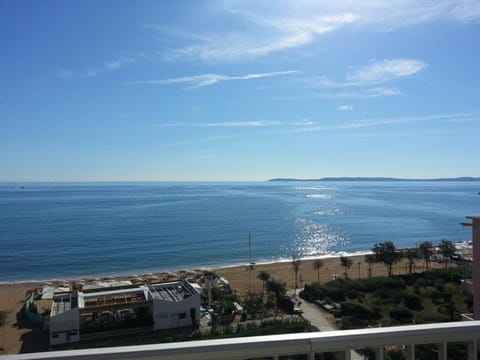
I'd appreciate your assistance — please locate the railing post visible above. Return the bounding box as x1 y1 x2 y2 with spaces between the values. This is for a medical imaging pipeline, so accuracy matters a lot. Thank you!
344 349 351 360
438 342 447 360
375 347 384 360
405 345 415 360
308 351 315 360
468 339 478 360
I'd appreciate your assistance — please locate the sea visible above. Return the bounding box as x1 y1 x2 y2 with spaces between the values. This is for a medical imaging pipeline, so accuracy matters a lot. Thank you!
0 181 479 282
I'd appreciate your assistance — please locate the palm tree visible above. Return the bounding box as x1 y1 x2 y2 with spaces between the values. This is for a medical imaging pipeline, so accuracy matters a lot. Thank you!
365 254 376 278
340 256 353 279
292 256 302 294
266 278 287 315
257 270 270 296
266 278 286 298
313 259 324 283
419 241 433 270
372 241 401 277
404 248 419 274
438 239 456 267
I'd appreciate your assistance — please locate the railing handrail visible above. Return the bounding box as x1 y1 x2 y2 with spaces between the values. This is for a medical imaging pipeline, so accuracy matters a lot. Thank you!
2 321 480 360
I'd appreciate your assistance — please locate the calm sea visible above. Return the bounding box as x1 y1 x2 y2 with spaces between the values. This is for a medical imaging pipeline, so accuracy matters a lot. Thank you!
0 181 479 282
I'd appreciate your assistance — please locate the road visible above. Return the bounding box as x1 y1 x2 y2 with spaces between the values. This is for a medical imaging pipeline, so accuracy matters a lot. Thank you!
292 294 364 360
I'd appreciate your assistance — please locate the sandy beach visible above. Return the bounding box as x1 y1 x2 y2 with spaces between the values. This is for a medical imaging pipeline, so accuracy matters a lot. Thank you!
215 255 431 295
0 255 436 355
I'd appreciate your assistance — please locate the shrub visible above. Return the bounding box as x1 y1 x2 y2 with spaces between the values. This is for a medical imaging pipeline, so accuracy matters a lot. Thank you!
404 293 423 310
323 281 347 303
399 273 417 286
277 295 294 313
415 278 432 288
438 302 458 320
385 348 407 360
429 268 463 284
374 288 406 306
371 305 382 319
414 311 449 324
372 276 406 290
326 288 345 302
389 307 413 323
430 290 443 304
340 315 371 330
244 293 264 316
300 283 326 302
413 284 422 295
351 278 380 293
341 301 376 320
347 289 359 299
443 292 452 302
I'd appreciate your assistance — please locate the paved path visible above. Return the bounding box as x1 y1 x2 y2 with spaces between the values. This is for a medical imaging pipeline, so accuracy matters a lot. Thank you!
298 298 337 331
291 293 364 360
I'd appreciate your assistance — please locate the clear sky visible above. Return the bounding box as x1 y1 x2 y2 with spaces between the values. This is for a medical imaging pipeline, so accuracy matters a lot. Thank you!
1 1 480 181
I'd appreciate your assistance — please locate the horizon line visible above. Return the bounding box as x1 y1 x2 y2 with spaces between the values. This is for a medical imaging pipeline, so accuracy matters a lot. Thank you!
1 176 480 184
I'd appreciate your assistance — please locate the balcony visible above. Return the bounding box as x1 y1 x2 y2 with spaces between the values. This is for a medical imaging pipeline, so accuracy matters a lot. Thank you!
1 321 480 360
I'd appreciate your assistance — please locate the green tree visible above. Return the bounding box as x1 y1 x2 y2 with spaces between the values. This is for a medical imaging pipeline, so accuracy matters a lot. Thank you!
364 254 376 278
257 270 270 297
292 256 302 294
438 239 456 267
404 248 420 274
244 292 264 317
419 241 433 270
313 259 324 283
372 241 401 277
444 302 457 320
266 278 286 297
266 278 287 315
340 256 353 279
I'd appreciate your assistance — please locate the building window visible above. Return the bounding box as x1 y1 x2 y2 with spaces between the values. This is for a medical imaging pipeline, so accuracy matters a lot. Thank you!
179 313 187 319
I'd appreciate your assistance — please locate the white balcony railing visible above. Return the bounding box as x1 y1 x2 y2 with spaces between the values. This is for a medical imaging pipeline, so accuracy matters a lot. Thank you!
2 321 480 360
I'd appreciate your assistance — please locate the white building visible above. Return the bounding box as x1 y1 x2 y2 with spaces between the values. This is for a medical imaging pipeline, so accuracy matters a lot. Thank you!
49 292 80 346
48 280 200 346
149 281 200 330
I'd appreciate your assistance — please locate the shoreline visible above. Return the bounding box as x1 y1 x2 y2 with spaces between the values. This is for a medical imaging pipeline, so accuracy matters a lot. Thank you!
2 241 465 285
0 251 377 285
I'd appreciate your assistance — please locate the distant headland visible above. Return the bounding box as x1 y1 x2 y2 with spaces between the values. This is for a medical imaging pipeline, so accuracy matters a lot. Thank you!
268 177 480 182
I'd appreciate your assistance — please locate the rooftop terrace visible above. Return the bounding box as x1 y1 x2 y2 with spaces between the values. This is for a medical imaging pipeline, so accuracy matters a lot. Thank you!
78 287 150 310
148 281 197 302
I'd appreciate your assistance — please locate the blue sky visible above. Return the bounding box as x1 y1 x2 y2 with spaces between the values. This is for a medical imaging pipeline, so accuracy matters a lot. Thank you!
1 0 480 181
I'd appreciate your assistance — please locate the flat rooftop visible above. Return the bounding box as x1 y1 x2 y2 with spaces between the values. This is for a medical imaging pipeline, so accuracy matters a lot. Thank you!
148 281 197 302
78 286 150 309
51 292 76 316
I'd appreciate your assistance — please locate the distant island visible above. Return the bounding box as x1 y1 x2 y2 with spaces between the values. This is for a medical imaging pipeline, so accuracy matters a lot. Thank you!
268 177 480 182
